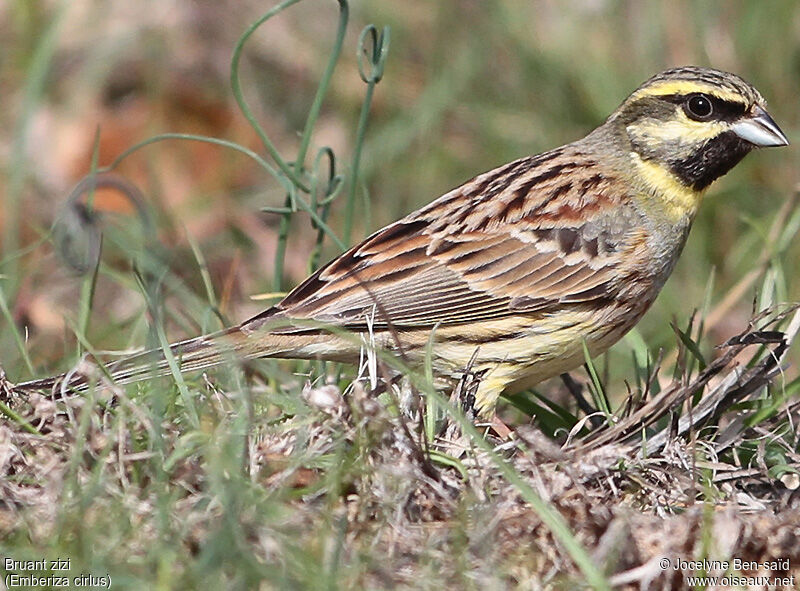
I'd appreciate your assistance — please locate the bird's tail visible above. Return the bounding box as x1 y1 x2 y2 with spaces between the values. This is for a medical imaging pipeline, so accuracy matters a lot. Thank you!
13 324 299 394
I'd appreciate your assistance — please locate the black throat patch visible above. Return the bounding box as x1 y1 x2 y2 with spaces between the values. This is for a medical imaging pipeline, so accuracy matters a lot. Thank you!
668 131 754 191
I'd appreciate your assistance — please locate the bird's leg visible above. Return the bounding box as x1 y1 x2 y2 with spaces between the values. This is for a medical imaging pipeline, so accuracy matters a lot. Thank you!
448 354 515 439
489 413 513 439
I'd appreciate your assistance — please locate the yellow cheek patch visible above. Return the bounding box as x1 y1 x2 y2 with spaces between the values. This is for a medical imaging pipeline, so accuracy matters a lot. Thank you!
627 116 728 144
630 153 705 222
631 80 750 105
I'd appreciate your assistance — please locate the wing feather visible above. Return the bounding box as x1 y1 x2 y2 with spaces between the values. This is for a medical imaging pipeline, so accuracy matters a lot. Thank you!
250 147 640 332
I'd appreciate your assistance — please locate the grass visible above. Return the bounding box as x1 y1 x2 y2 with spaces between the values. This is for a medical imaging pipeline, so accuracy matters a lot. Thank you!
1 0 800 589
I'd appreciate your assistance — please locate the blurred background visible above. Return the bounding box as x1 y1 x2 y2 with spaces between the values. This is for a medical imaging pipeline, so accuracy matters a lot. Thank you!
1 0 798 390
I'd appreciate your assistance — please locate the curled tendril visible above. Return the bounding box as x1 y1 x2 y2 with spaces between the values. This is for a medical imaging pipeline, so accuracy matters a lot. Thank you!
309 147 345 271
357 25 390 84
52 172 153 275
344 24 390 246
310 147 344 225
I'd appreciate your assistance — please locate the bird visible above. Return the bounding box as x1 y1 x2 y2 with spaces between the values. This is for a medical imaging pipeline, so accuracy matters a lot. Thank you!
16 66 788 424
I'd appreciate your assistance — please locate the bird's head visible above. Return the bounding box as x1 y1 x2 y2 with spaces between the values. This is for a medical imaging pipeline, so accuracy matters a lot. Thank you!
606 66 788 193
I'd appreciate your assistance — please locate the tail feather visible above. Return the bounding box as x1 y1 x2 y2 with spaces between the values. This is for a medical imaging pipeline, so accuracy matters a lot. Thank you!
15 326 288 394
13 310 373 395
101 326 255 384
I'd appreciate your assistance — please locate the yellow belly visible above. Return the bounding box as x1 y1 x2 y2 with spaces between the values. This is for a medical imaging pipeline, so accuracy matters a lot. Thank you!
425 302 650 416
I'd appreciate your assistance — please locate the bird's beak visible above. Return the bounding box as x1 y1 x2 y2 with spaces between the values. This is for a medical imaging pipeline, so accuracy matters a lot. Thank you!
731 104 789 147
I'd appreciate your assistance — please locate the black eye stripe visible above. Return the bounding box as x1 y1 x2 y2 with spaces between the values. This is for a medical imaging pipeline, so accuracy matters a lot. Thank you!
658 93 748 121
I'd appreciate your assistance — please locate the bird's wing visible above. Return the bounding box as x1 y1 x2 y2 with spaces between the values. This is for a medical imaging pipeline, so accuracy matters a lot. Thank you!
246 151 641 332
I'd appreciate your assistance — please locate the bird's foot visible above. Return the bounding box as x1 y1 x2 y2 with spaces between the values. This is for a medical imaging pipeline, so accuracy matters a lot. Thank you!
488 413 513 439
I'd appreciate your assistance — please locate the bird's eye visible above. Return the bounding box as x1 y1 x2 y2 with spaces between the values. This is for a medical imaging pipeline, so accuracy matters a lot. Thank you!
684 93 714 120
